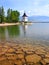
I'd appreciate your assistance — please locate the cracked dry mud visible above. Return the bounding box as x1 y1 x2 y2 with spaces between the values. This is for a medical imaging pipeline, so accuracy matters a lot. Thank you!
0 40 49 65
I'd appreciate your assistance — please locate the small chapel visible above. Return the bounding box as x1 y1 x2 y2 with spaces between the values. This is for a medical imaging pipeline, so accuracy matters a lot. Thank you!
22 12 28 22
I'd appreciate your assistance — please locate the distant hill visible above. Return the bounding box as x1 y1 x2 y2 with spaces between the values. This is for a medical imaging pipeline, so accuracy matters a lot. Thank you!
28 16 49 22
20 16 49 22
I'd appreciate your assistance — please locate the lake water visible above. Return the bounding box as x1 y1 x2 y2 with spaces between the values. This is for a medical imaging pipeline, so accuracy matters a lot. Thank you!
0 23 49 42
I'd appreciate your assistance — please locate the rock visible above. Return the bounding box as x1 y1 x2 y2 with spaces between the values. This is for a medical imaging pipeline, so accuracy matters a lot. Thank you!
41 60 46 65
0 55 7 61
35 49 46 55
25 54 41 63
7 48 15 53
43 58 49 63
18 54 24 59
0 60 11 65
15 50 23 54
45 52 49 58
0 47 7 55
5 53 18 60
26 51 34 55
13 60 22 65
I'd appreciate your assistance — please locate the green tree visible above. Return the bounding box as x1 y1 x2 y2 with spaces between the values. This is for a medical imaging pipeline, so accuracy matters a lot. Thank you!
0 6 5 23
7 9 20 23
0 7 20 23
7 8 12 22
11 10 20 22
1 6 4 22
0 7 1 22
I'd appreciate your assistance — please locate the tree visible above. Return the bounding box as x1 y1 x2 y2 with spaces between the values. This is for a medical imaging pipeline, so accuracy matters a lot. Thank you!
11 10 20 22
0 7 2 22
0 6 5 23
7 9 20 23
7 8 12 22
0 7 20 23
1 6 5 23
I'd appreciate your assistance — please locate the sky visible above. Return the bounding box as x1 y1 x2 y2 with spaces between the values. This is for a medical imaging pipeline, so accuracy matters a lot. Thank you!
0 0 49 16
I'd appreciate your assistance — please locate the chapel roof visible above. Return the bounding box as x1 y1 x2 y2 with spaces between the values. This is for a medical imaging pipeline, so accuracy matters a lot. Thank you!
22 12 28 17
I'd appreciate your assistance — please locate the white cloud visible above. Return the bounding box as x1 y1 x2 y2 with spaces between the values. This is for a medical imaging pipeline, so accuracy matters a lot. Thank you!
1 0 49 16
19 10 24 16
19 10 32 16
44 4 49 8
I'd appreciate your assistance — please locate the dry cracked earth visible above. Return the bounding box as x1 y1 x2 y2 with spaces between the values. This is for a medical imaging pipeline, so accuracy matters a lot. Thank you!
0 40 49 65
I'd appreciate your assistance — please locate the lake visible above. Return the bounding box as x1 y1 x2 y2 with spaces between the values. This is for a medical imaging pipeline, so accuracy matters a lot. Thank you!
0 23 49 65
0 23 49 42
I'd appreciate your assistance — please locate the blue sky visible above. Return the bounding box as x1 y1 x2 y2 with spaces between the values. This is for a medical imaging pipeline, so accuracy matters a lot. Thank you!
0 0 49 16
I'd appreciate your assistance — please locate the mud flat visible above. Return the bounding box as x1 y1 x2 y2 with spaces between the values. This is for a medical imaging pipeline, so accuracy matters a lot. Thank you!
0 39 49 65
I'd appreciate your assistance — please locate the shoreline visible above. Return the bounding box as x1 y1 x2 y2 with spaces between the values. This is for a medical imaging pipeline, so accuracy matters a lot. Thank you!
0 23 20 26
0 22 33 26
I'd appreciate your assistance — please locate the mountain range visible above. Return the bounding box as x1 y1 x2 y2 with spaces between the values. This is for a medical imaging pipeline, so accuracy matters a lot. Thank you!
28 16 49 22
20 16 49 22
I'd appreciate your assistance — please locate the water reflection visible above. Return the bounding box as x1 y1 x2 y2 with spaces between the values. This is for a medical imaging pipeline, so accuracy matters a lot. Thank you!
22 25 28 36
7 25 20 37
4 27 9 40
20 23 49 40
0 27 5 40
0 23 49 41
0 25 20 41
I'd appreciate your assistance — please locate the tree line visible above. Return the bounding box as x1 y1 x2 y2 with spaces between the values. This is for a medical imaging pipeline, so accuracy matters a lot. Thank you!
0 6 20 23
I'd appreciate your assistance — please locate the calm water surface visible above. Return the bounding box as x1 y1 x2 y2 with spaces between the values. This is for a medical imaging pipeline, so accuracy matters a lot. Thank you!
0 23 49 41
